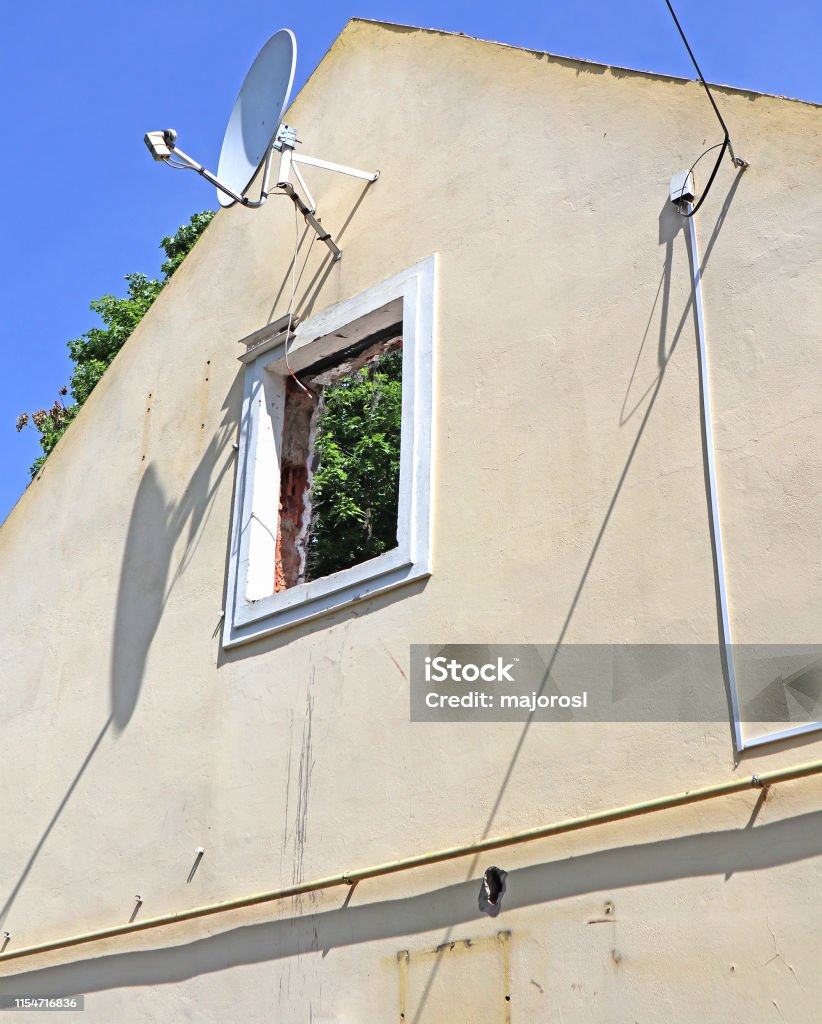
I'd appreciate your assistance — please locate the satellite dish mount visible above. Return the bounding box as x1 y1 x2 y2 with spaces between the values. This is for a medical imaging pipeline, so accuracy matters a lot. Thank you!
144 29 378 261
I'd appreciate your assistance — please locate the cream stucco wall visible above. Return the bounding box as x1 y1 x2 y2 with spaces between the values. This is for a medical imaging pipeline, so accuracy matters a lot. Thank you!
1 20 821 1022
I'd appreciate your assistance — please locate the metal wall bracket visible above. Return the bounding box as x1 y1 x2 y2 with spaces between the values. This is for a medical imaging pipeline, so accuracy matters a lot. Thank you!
154 123 379 262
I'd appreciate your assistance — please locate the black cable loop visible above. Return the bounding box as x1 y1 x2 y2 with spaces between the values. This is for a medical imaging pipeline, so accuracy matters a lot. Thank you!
676 139 729 218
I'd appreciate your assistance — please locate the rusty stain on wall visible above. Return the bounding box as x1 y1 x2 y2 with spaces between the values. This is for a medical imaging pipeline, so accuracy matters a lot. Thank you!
398 949 410 1022
278 673 316 890
398 931 512 1024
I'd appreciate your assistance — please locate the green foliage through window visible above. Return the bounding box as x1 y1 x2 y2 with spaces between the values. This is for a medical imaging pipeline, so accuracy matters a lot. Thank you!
16 211 215 477
306 348 403 581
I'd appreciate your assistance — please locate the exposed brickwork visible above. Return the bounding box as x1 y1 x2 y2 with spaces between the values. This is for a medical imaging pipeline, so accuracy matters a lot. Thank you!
275 336 403 591
275 379 317 591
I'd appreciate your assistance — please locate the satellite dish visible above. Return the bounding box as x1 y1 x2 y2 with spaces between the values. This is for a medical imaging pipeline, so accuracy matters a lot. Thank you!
216 28 297 207
144 27 378 261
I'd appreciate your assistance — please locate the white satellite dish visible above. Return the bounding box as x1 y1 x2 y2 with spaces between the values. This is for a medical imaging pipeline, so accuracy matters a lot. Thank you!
216 29 296 207
143 28 379 261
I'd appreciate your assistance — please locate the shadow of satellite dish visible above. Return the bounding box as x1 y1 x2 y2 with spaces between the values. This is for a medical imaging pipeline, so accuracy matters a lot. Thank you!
110 467 172 731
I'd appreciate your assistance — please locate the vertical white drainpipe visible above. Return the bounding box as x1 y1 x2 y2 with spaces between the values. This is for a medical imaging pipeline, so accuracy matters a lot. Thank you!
682 203 744 751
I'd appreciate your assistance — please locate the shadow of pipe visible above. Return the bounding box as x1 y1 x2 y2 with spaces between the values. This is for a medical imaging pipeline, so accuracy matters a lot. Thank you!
2 807 820 995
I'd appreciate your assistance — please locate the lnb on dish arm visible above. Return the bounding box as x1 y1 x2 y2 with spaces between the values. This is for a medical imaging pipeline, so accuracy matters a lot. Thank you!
143 129 249 207
144 129 177 160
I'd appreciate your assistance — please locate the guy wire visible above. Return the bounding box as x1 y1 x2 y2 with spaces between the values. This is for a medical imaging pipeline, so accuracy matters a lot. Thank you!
284 203 317 400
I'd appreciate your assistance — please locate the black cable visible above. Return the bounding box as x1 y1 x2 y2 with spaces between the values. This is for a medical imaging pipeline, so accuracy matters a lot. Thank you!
676 140 728 219
663 0 747 214
664 0 731 146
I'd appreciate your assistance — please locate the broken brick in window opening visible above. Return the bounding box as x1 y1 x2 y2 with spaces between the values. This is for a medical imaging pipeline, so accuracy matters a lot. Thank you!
275 378 317 591
274 333 403 592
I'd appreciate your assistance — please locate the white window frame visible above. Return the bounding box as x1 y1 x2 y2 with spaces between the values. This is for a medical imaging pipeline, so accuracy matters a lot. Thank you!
223 255 436 647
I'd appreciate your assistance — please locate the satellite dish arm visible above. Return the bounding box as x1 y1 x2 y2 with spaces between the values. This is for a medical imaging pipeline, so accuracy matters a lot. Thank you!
278 183 341 260
291 152 379 183
166 137 341 258
165 144 268 207
144 30 377 258
146 123 377 260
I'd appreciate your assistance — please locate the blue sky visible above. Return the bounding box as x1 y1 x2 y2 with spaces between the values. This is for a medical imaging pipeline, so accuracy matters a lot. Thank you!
1 0 820 524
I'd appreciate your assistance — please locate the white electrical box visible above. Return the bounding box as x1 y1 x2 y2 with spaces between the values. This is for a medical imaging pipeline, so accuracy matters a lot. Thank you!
669 170 696 204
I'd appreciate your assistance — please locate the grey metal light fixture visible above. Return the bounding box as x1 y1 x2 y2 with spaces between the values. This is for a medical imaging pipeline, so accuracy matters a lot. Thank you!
478 866 508 917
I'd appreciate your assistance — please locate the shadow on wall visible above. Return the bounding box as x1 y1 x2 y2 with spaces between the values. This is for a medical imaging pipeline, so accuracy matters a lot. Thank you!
2 808 820 996
217 575 431 669
467 171 747 879
2 182 376 939
110 416 237 730
0 718 112 932
110 466 168 730
0 381 241 931
267 180 375 326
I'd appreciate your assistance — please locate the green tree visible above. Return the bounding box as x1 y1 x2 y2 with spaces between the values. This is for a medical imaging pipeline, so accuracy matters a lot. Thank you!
306 349 403 581
16 211 215 477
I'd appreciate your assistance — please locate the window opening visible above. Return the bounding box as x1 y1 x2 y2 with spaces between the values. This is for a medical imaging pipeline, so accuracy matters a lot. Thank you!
224 254 435 647
275 330 403 591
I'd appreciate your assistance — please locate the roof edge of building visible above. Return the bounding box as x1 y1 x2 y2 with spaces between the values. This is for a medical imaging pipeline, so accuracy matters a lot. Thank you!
347 16 822 111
